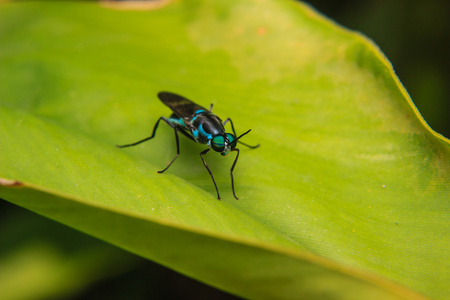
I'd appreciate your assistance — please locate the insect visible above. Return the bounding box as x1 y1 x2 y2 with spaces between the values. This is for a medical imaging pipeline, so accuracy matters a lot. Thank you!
117 91 259 200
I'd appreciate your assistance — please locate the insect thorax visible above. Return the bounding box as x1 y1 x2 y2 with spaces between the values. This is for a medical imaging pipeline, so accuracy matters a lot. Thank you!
190 113 224 144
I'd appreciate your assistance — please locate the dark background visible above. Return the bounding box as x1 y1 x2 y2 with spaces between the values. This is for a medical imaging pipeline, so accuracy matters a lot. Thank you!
1 1 448 299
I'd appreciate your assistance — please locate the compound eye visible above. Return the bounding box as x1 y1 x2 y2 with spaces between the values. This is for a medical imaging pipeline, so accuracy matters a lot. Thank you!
226 133 237 148
211 135 225 152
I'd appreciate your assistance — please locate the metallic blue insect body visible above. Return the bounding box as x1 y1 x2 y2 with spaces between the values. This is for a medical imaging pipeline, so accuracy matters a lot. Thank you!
117 91 259 200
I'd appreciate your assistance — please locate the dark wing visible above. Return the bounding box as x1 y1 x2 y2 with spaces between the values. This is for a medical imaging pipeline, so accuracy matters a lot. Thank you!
158 91 209 118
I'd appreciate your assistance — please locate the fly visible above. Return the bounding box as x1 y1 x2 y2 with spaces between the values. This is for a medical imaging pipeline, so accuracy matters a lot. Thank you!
117 91 259 200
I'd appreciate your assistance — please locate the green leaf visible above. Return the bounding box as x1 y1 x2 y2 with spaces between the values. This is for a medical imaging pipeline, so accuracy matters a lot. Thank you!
0 1 448 299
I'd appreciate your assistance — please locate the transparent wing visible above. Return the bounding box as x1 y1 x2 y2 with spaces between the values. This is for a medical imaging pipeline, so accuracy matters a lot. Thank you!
158 92 209 119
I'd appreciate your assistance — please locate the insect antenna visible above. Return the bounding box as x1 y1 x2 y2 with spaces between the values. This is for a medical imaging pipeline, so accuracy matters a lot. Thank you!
235 129 260 148
236 129 252 141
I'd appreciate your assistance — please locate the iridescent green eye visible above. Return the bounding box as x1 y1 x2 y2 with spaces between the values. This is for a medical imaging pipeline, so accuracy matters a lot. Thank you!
226 133 236 148
211 135 225 152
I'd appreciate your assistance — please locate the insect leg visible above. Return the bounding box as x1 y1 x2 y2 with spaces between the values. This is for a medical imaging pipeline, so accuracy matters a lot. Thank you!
199 148 220 200
230 148 240 200
223 118 260 149
158 125 180 173
116 117 171 148
209 103 214 112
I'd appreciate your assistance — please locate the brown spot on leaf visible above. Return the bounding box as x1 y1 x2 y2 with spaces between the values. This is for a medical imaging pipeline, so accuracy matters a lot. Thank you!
0 178 23 187
100 0 171 11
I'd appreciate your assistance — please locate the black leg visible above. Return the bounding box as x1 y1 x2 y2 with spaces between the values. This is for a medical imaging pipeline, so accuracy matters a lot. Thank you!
230 148 240 200
200 148 220 200
116 117 170 148
158 126 180 173
116 116 183 173
223 118 260 149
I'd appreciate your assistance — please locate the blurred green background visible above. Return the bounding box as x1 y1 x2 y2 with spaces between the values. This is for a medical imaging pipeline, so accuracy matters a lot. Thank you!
1 0 448 299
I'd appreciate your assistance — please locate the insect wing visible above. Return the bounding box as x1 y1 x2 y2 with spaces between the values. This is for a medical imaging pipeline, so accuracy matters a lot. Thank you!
158 92 209 119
